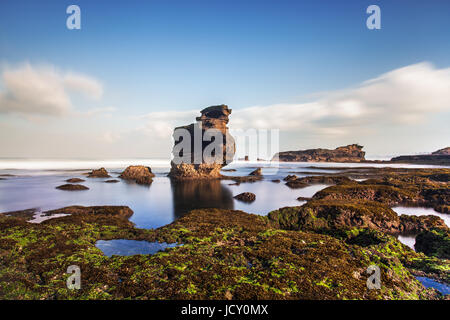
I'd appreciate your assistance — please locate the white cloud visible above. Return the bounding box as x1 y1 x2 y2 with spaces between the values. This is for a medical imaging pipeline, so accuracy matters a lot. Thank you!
137 110 198 138
0 63 104 116
231 62 450 133
63 72 103 100
134 63 450 138
132 62 450 155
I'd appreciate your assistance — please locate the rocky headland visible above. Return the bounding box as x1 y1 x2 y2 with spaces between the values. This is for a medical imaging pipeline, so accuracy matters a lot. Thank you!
391 147 450 165
273 144 366 162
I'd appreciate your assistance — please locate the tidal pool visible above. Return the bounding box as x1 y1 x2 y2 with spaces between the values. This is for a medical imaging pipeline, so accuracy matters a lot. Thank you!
416 277 450 295
96 240 181 257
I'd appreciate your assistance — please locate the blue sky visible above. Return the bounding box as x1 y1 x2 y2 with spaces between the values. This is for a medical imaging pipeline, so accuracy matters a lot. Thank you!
0 0 449 158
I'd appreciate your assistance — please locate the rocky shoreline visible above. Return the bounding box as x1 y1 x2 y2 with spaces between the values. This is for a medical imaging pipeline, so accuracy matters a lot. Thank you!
273 144 366 162
272 145 450 165
0 166 448 300
0 203 447 300
391 147 450 165
0 102 448 300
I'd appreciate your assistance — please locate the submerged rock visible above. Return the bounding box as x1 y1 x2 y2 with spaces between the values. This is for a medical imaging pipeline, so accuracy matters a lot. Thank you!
88 167 111 178
56 184 89 191
273 144 366 162
233 192 256 202
283 175 298 181
286 175 352 189
169 105 235 179
119 165 155 185
249 168 262 176
66 178 85 183
105 179 120 183
44 205 134 220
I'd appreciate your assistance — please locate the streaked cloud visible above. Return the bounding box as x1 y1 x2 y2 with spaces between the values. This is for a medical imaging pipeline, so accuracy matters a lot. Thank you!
0 63 103 116
137 62 450 140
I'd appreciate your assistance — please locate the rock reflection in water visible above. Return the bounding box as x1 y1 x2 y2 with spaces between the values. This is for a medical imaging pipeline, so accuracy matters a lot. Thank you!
170 179 234 219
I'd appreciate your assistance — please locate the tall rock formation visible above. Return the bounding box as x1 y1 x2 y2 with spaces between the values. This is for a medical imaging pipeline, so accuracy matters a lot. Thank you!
169 105 235 179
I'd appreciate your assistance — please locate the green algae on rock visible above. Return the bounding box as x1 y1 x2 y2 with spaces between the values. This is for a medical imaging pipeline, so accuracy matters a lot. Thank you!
415 229 450 259
0 206 446 300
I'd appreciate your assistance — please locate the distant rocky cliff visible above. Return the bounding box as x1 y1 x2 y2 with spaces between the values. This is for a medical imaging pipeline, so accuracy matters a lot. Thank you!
272 144 366 162
391 147 450 165
432 147 450 155
169 105 235 179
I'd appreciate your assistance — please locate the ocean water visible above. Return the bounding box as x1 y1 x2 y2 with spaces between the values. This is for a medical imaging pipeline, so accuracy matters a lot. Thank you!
0 159 447 230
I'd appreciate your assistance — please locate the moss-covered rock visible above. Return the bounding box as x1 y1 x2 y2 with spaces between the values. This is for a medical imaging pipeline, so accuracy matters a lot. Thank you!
0 206 445 300
268 200 402 234
415 229 450 259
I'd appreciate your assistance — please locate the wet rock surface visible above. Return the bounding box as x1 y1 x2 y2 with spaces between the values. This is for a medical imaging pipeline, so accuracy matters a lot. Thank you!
233 192 256 202
249 168 262 176
56 184 89 191
0 206 445 299
119 165 155 185
415 229 450 259
66 178 85 183
105 179 120 183
87 168 111 178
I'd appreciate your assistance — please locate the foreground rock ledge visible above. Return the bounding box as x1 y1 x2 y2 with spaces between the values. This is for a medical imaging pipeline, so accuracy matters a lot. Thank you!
0 206 447 300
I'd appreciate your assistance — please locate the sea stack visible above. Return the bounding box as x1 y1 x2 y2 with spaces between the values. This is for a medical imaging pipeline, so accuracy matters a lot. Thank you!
169 105 235 179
